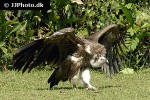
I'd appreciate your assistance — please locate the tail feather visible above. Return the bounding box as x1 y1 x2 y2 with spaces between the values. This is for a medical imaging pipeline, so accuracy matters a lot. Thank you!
47 64 72 89
48 68 60 89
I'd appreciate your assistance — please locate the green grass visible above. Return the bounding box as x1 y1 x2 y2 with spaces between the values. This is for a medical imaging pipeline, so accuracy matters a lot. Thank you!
0 68 150 100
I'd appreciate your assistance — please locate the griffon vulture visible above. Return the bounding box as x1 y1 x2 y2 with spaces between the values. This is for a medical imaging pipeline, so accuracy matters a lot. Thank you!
12 24 128 90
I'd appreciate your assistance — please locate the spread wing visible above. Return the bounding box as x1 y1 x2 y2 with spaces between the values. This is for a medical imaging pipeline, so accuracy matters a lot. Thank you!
88 24 129 74
12 27 84 73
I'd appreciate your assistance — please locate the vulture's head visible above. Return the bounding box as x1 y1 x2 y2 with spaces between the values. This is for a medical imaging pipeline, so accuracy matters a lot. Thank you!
90 55 108 68
79 42 108 68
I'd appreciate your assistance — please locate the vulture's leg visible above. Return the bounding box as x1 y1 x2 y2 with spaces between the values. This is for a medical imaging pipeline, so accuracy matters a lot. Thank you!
70 70 80 89
81 68 97 90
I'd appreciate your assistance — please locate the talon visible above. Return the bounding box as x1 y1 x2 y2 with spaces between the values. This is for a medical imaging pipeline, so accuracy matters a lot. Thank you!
73 87 77 90
86 86 98 90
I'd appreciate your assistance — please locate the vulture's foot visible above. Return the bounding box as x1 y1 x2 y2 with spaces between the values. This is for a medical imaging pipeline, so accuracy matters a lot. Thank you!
85 84 98 90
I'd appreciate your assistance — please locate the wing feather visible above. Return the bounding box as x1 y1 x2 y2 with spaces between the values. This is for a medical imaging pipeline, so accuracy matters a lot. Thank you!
115 44 124 69
88 24 129 73
112 46 120 72
12 27 83 73
88 24 129 74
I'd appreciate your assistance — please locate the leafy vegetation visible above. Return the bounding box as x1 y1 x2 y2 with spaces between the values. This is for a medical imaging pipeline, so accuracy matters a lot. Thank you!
0 0 149 71
0 69 150 100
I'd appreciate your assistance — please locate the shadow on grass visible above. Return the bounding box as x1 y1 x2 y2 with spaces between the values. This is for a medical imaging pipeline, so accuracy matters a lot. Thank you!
35 85 120 91
36 87 50 90
35 86 84 91
99 85 121 89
